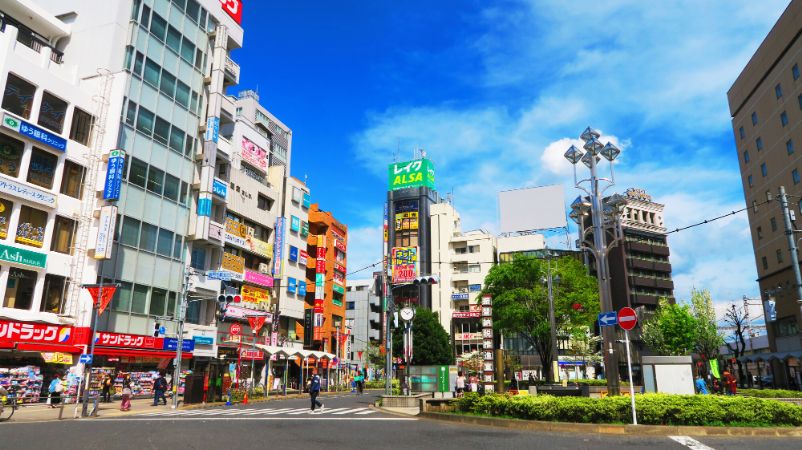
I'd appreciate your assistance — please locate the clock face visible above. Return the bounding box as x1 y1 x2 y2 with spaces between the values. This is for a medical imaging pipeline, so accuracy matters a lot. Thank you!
400 307 414 321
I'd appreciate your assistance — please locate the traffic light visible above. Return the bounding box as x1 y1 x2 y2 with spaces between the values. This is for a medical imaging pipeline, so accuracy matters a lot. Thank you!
153 323 161 337
412 276 439 286
373 275 383 297
217 293 241 303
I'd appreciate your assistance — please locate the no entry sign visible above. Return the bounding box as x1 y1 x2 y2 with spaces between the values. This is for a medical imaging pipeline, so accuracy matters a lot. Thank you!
618 307 637 331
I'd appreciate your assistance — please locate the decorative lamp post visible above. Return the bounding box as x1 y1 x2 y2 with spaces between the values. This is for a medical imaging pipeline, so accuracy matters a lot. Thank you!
540 250 562 383
564 126 627 396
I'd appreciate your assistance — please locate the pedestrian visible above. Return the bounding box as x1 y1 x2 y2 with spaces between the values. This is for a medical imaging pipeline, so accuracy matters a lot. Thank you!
528 373 535 386
120 375 133 411
309 371 324 413
152 372 168 406
747 371 754 388
357 372 364 395
695 375 709 395
102 374 113 403
510 374 519 391
710 377 723 395
49 373 64 408
455 371 465 398
723 371 737 396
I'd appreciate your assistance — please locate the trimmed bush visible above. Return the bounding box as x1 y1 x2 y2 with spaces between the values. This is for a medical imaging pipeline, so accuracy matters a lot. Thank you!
740 389 802 399
452 392 802 427
504 379 630 388
365 379 399 389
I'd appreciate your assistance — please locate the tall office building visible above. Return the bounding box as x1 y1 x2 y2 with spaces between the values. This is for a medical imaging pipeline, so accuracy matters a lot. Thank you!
728 0 802 388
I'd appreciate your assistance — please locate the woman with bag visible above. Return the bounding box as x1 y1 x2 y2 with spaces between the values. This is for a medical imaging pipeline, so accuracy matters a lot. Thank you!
50 373 64 408
120 375 133 411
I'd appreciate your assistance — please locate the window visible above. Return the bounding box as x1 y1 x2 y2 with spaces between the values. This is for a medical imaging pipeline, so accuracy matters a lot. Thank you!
753 200 758 213
160 70 176 98
776 84 783 98
0 132 24 178
346 302 355 310
771 217 778 231
739 126 745 139
454 246 467 254
185 136 195 157
777 249 784 263
141 5 151 28
794 64 800 80
3 269 38 310
257 195 272 211
186 0 200 21
195 48 204 71
37 91 68 133
60 160 85 199
757 137 762 150
16 205 47 248
133 51 144 77
796 169 801 185
136 107 155 135
147 166 164 195
761 163 767 176
125 100 137 125
190 92 199 115
762 256 768 270
26 147 58 189
144 58 160 87
173 235 183 259
743 150 749 163
469 265 481 273
175 82 190 108
789 140 795 155
179 181 188 205
163 174 179 201
149 288 167 316
150 13 167 41
139 222 158 252
167 292 177 317
181 38 195 63
752 112 758 125
69 108 93 146
777 316 798 337
166 26 182 53
154 116 170 144
169 126 184 153
40 274 68 313
131 284 149 314
120 217 140 247
2 73 36 119
757 226 763 240
748 175 753 187
157 229 173 256
782 111 788 126
190 247 206 270
50 216 76 254
128 158 148 189
0 198 11 239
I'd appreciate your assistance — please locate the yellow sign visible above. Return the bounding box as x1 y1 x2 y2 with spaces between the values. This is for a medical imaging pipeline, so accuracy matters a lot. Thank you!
242 285 269 304
226 218 246 237
222 252 244 273
41 352 73 364
245 236 273 258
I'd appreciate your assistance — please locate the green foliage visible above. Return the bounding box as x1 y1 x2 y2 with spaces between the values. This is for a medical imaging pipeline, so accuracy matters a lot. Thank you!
740 389 802 398
452 392 802 427
482 256 600 380
689 288 724 361
392 308 454 365
642 298 697 356
364 341 386 367
505 379 630 388
365 379 399 389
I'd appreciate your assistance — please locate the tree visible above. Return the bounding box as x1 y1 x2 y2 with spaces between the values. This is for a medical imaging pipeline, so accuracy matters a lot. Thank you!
392 308 454 365
642 298 697 356
723 304 749 386
569 332 602 379
364 340 385 367
689 288 724 374
482 256 600 382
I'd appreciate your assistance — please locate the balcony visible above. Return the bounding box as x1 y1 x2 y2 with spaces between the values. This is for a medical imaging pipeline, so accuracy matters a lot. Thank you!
223 55 240 85
629 275 656 288
369 295 381 309
630 293 659 305
369 312 381 324
625 241 651 253
652 245 670 256
653 261 672 273
2 14 65 64
655 278 675 290
369 329 380 341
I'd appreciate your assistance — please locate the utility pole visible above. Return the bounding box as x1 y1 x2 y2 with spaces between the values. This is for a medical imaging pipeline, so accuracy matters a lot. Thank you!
80 262 103 418
779 186 802 320
171 268 192 409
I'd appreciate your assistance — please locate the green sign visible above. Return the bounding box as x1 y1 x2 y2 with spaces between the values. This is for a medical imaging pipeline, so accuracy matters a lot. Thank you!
437 365 449 392
300 221 309 236
388 158 435 191
333 299 343 307
0 244 46 268
333 284 345 295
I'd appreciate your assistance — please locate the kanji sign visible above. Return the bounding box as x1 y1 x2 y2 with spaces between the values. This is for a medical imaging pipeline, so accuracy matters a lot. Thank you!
94 332 160 349
84 285 118 316
247 316 266 334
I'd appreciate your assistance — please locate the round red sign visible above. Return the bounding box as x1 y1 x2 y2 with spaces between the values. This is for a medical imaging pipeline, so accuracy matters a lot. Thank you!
229 323 242 336
618 307 637 331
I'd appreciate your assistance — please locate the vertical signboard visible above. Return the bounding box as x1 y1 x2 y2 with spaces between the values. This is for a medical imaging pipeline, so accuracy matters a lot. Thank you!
273 217 286 280
314 234 326 341
482 294 494 393
103 150 125 200
303 308 313 347
198 193 212 217
205 117 219 143
94 205 117 260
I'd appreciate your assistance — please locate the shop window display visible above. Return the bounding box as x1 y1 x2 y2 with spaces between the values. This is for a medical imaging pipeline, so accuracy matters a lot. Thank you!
0 198 13 239
0 366 42 403
15 205 47 248
3 268 37 310
26 147 58 189
37 91 68 134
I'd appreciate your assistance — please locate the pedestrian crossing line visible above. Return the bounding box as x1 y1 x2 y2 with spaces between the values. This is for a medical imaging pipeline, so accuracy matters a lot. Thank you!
265 408 309 415
669 436 715 450
239 409 288 415
288 408 316 415
333 408 367 414
315 408 349 415
355 410 378 415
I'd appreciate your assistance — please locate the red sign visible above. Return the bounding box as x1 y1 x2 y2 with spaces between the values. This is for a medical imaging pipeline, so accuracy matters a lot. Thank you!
204 375 210 391
95 332 160 349
229 323 242 336
241 349 263 359
316 259 326 273
334 262 346 273
316 247 326 259
85 286 118 316
247 316 266 334
220 0 242 25
335 240 347 253
618 307 637 331
0 320 74 345
358 351 363 360
452 312 481 319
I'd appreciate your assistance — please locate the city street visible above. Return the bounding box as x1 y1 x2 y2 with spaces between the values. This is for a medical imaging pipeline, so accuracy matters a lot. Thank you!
0 392 796 450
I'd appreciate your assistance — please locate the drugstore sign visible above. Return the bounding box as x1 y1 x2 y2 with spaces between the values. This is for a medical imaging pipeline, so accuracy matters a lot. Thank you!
0 320 74 344
220 0 242 25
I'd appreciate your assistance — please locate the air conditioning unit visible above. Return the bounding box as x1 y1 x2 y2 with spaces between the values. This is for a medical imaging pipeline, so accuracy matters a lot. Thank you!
246 227 255 237
258 263 270 273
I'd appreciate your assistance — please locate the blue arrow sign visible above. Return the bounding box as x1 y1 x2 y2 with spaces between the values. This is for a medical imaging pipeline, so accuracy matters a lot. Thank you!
598 311 618 327
79 354 93 364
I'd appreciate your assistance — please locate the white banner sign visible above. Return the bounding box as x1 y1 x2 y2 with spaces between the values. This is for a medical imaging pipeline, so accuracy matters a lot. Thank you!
225 232 247 249
94 205 117 259
0 173 57 208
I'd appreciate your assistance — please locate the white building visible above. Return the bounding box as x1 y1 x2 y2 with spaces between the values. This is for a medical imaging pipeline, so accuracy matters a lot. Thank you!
275 175 310 343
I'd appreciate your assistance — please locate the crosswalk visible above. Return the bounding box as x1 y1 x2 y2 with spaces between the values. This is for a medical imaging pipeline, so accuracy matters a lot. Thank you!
135 407 379 418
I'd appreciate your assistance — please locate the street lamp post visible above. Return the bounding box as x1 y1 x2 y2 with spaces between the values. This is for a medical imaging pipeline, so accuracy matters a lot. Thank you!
564 126 627 396
540 251 561 383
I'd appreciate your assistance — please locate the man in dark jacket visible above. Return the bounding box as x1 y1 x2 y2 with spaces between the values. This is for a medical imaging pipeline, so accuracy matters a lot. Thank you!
152 373 168 406
309 372 324 413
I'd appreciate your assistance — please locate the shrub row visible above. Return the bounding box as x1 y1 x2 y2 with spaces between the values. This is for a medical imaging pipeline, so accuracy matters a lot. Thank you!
504 379 630 388
452 392 802 427
740 389 802 399
365 379 399 389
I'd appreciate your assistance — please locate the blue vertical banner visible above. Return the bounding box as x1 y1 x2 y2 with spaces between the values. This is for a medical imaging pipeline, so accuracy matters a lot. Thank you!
273 217 286 279
102 150 126 200
302 192 311 208
198 193 212 216
205 117 219 143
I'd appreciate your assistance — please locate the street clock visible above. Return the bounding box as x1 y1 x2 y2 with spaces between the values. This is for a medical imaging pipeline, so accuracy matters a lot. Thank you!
400 307 415 322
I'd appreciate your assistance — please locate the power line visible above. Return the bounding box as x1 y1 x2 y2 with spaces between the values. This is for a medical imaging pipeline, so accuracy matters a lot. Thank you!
665 198 773 235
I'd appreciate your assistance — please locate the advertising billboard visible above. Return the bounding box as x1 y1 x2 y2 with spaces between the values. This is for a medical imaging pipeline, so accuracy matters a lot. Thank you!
241 136 268 172
388 158 435 191
392 246 418 284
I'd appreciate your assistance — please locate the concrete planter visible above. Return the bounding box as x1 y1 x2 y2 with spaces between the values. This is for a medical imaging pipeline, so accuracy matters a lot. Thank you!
381 393 431 408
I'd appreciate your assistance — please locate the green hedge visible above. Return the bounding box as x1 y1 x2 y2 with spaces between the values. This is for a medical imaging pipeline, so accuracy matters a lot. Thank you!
504 379 630 388
365 379 399 389
452 392 802 427
740 389 802 399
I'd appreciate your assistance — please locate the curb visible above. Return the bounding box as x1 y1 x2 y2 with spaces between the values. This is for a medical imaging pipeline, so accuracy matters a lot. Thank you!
418 412 802 438
177 390 350 411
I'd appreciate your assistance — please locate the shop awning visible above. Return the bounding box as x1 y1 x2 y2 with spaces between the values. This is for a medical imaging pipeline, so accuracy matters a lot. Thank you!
253 344 334 361
16 343 83 353
92 348 193 359
737 350 802 363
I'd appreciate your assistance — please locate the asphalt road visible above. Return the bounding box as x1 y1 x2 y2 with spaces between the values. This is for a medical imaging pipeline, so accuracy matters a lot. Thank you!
0 392 796 449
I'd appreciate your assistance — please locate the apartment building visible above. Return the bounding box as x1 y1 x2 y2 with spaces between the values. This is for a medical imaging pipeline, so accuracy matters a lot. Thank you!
276 176 310 344
728 0 802 388
346 277 382 361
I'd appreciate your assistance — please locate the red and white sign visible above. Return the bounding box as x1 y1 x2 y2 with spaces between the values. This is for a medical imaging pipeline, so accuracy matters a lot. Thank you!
452 312 481 319
229 323 242 336
241 349 263 359
247 316 266 334
618 307 637 331
0 320 74 345
316 247 326 259
241 137 267 172
299 250 308 265
95 332 159 349
223 305 272 322
220 0 242 26
335 240 347 253
334 262 346 273
85 285 118 316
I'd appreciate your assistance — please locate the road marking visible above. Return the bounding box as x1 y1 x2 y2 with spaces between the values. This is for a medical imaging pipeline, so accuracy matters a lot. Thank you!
315 408 349 414
95 417 416 421
288 409 316 414
669 436 716 450
355 410 378 415
333 408 367 414
266 408 309 415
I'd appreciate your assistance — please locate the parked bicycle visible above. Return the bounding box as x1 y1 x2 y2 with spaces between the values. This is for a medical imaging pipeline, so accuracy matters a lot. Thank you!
0 386 18 422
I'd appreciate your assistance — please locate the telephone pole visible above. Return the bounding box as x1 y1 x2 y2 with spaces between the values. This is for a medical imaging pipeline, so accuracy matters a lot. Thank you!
778 186 802 319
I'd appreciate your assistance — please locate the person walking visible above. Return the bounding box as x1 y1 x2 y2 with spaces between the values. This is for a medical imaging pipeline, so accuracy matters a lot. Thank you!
695 375 709 394
356 372 364 395
723 371 737 396
152 372 168 406
49 373 64 408
309 371 324 413
120 375 133 411
102 374 113 403
528 373 535 386
455 371 466 398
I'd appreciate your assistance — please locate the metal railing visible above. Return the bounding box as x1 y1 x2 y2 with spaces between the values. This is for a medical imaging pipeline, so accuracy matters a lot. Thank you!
241 166 268 186
3 15 64 64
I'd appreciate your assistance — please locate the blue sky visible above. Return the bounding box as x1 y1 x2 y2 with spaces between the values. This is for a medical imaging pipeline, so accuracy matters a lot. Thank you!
235 0 790 316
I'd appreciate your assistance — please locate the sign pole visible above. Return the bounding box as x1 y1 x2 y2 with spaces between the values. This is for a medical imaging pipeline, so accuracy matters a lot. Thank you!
80 262 102 418
624 329 637 425
171 269 191 409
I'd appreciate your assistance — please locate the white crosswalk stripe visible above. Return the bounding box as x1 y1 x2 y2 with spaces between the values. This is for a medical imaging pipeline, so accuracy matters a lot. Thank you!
135 406 381 418
315 408 349 415
332 408 367 414
355 410 377 415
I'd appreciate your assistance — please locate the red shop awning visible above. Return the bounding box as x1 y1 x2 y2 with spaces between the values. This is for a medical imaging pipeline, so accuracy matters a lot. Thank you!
92 348 193 359
16 343 84 353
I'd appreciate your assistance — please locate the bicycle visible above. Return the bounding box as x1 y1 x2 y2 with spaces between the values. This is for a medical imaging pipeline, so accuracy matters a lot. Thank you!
0 390 18 422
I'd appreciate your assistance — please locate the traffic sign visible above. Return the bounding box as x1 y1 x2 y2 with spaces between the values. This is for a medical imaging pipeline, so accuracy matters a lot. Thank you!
598 311 618 327
618 307 637 331
159 326 166 335
79 354 93 364
229 323 242 336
